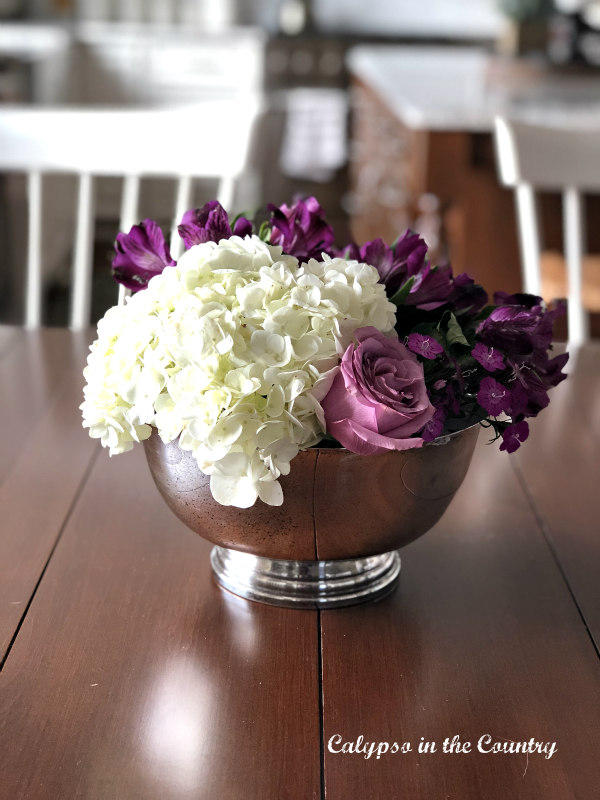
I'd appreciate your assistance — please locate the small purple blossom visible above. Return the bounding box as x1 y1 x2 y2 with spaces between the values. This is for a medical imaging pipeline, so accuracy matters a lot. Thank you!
499 421 530 453
112 219 176 291
407 333 444 360
477 377 511 416
177 201 252 249
433 379 447 390
471 343 505 372
508 381 530 418
268 196 335 261
422 407 447 442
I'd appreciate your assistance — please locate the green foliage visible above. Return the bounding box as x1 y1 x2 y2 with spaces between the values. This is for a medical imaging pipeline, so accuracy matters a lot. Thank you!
258 220 271 242
389 276 416 306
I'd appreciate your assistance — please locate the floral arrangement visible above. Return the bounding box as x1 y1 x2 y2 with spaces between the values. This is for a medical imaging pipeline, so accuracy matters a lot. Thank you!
81 197 567 508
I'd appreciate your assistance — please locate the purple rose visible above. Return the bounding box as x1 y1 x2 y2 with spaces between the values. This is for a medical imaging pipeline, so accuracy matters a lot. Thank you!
178 201 252 249
321 327 435 455
112 219 176 291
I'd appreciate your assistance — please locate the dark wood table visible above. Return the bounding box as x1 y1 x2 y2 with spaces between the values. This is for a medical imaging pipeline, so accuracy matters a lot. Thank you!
0 326 599 800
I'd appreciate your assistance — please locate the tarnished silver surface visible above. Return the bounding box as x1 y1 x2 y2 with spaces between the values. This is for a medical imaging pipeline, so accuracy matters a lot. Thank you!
210 546 401 609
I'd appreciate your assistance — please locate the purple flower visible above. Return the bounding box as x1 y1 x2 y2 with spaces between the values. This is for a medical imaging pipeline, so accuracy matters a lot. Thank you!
320 327 435 454
358 232 456 310
471 343 505 372
422 407 447 442
112 219 176 291
476 303 559 357
268 196 335 261
407 262 455 311
509 350 568 417
494 291 541 309
361 232 427 293
508 381 530 418
477 377 511 416
407 333 444 360
177 201 253 249
499 421 530 453
449 273 489 315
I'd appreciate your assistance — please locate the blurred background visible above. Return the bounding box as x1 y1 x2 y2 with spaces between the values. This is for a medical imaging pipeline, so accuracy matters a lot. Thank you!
0 0 599 333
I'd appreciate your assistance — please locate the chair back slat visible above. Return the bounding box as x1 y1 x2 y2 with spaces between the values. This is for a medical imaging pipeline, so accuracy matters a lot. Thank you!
494 116 599 346
25 171 43 329
170 176 194 261
70 174 96 330
119 174 141 233
216 175 235 218
563 187 589 346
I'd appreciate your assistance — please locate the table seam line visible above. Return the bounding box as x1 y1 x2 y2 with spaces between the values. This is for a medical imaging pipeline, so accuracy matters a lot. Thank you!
0 444 101 672
511 457 600 661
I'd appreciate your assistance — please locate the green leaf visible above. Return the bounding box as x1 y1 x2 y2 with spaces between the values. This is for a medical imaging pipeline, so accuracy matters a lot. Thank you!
476 305 496 321
442 312 470 348
389 276 416 306
258 220 271 242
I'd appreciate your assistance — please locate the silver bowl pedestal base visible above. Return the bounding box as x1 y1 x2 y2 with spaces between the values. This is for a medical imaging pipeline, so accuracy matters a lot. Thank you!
210 546 401 609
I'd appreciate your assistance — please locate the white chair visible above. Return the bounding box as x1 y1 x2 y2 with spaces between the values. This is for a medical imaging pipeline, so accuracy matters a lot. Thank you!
494 116 600 346
0 101 262 329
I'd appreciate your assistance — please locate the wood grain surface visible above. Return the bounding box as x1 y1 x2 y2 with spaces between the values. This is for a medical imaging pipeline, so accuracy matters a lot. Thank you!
0 446 321 800
0 329 97 663
321 443 600 800
514 344 600 651
0 330 598 800
0 325 22 360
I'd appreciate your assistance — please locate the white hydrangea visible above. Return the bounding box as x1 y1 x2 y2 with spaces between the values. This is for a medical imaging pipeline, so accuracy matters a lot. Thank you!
81 235 396 507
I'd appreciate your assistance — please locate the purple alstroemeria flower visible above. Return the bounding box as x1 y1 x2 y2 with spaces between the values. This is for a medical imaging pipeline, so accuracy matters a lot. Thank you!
407 333 444 360
357 232 435 300
471 343 505 373
477 377 511 416
499 420 529 453
494 291 542 309
478 299 567 358
449 273 489 315
178 201 253 249
360 232 428 292
268 196 335 261
477 305 548 356
407 262 455 311
112 219 176 291
351 231 484 313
